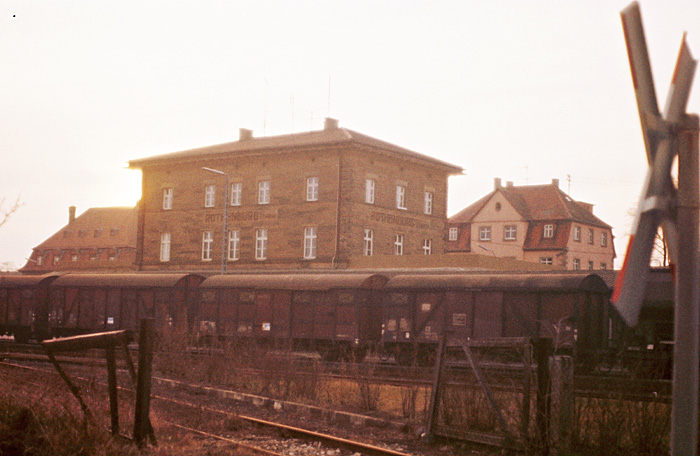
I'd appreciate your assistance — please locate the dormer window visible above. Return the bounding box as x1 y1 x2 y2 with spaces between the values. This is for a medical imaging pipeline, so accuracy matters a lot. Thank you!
543 224 554 238
110 228 120 236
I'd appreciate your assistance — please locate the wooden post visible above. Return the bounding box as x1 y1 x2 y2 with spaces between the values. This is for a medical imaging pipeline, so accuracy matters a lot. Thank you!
548 355 573 455
424 335 447 442
534 338 553 454
520 341 533 442
106 346 119 436
133 319 156 447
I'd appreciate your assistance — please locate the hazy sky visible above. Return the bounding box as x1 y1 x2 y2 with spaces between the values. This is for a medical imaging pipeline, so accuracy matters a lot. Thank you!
1 1 698 270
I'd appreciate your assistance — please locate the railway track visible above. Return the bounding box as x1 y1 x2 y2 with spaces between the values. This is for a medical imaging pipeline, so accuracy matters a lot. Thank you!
0 360 421 456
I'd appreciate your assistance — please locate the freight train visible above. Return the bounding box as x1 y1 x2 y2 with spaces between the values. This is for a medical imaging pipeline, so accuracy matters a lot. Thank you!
0 270 673 368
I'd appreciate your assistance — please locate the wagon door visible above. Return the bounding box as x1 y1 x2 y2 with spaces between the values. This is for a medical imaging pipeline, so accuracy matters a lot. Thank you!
539 292 575 351
198 289 219 338
313 292 335 342
121 289 138 331
473 291 503 339
236 290 255 337
291 292 313 344
63 287 79 329
106 288 120 329
383 292 411 344
335 290 357 343
414 292 444 344
216 289 237 339
445 291 474 345
502 291 538 338
271 291 291 342
77 289 95 332
254 292 273 340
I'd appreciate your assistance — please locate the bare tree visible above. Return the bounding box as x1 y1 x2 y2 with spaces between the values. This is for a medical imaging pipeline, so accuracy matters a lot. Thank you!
0 195 22 229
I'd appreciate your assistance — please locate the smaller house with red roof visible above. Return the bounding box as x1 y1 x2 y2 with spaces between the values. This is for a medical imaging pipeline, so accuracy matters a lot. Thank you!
20 206 138 274
446 178 615 270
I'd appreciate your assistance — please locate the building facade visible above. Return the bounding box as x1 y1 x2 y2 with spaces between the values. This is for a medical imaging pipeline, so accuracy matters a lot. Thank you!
446 179 615 270
20 206 138 274
128 119 462 272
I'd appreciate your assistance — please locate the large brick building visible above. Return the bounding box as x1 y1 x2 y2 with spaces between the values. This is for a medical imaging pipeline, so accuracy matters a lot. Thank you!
128 119 462 272
446 178 616 270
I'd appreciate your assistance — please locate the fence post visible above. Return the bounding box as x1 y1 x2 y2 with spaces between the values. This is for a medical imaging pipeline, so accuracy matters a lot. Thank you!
534 338 553 454
133 319 156 447
548 355 573 455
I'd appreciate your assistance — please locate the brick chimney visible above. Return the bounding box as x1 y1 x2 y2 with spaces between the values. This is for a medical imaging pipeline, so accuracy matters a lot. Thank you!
324 117 339 130
494 178 502 190
239 128 253 140
552 178 560 188
506 181 514 188
69 206 76 223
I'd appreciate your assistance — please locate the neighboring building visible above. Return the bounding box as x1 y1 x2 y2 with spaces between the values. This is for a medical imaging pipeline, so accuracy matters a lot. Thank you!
128 118 463 272
20 206 138 274
446 178 615 270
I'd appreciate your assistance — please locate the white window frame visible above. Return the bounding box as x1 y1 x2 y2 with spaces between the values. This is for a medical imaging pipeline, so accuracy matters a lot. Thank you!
600 262 607 270
160 232 171 262
424 192 433 215
163 188 173 210
574 225 581 242
573 258 581 270
479 226 492 241
204 185 216 208
363 229 373 256
306 177 319 202
504 225 516 241
543 224 554 239
365 179 375 204
394 233 404 255
396 185 406 210
228 230 240 261
448 227 458 241
588 260 594 270
255 228 268 260
540 257 553 265
601 231 608 247
202 231 213 261
588 228 594 244
422 239 432 255
230 182 242 206
258 180 270 205
303 226 317 259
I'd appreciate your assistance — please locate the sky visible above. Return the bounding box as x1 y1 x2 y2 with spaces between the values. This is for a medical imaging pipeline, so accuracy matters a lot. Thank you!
1 0 698 271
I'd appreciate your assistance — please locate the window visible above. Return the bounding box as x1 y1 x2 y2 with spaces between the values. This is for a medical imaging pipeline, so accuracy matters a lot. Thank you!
600 262 607 270
231 183 242 206
255 228 268 260
394 234 404 255
53 255 60 265
363 229 373 256
163 188 173 210
543 224 554 238
573 258 581 270
423 239 432 255
588 260 594 270
424 192 433 215
574 226 581 242
160 233 171 262
540 257 553 265
365 179 375 204
258 181 270 205
228 230 240 261
202 231 213 261
303 227 317 259
601 231 608 247
396 185 406 210
205 185 215 207
306 177 319 202
479 226 491 241
504 225 517 241
588 228 594 244
36 255 43 266
448 227 458 241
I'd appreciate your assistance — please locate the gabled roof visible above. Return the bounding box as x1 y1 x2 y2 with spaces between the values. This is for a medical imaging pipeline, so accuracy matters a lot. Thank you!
33 207 137 250
449 183 611 229
128 124 463 174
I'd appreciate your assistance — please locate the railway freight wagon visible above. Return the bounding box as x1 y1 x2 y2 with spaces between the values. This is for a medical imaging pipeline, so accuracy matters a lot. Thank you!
0 274 60 342
381 273 611 365
45 273 204 338
196 273 388 361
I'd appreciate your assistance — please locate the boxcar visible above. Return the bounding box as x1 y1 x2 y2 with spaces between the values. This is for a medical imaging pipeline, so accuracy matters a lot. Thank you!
46 273 204 338
381 272 611 365
197 273 388 360
0 273 60 342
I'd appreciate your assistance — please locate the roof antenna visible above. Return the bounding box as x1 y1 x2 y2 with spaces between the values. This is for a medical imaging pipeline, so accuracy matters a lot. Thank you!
567 174 571 194
263 78 269 136
327 74 332 118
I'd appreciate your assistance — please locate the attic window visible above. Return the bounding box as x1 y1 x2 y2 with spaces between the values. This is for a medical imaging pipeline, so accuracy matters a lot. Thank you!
78 230 87 238
94 229 103 238
495 202 502 211
63 230 72 238
110 228 120 236
543 224 554 238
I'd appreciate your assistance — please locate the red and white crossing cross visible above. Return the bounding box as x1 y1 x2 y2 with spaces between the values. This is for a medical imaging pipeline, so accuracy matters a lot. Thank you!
613 3 697 327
